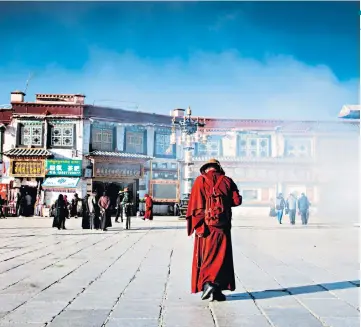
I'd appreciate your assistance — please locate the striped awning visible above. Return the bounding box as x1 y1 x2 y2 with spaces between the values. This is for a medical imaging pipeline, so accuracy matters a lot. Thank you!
4 148 52 158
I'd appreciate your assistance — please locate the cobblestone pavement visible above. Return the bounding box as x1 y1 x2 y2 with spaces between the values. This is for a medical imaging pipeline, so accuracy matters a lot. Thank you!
0 214 358 327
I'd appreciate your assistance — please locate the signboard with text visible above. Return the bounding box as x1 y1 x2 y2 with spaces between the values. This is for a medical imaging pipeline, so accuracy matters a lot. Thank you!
45 160 82 177
10 160 45 177
94 162 142 178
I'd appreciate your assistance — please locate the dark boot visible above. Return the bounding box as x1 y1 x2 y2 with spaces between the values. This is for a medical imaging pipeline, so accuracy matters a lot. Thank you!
212 289 226 302
201 283 215 300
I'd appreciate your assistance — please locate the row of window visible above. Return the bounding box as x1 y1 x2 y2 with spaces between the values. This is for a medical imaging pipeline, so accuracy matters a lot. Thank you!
17 122 313 158
17 123 176 158
197 135 313 158
19 124 75 148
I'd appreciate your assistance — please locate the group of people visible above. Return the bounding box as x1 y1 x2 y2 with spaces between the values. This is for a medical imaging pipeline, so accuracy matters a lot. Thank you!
51 189 154 231
271 192 311 225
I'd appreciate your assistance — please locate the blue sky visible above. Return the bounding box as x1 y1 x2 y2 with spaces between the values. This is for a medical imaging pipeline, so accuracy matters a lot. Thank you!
0 1 359 119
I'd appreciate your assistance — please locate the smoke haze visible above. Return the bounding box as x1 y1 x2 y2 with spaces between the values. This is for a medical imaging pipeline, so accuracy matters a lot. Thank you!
0 49 358 120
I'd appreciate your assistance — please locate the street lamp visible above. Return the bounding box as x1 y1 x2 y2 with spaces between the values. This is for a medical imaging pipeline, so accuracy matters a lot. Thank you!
170 107 206 219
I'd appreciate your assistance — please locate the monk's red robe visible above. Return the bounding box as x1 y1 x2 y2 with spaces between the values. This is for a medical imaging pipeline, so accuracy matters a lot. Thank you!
144 197 153 220
186 170 242 293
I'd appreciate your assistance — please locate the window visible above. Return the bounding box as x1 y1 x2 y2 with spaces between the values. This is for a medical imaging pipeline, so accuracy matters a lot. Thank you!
152 183 177 200
154 128 175 158
126 131 144 153
242 190 258 201
50 125 74 148
19 124 43 147
197 135 222 156
92 127 113 151
284 138 312 157
238 134 270 157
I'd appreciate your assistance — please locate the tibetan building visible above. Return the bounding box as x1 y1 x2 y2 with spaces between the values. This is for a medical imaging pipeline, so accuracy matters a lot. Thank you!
3 91 358 216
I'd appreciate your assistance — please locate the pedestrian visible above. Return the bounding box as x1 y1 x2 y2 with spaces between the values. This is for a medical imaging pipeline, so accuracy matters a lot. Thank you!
88 192 100 230
70 193 81 218
186 158 242 302
98 191 112 231
144 194 153 221
121 187 132 230
298 193 310 225
275 193 286 224
23 192 32 216
269 198 277 217
115 190 124 223
81 195 91 229
52 194 67 230
286 193 297 225
0 196 6 219
63 195 70 219
15 191 21 216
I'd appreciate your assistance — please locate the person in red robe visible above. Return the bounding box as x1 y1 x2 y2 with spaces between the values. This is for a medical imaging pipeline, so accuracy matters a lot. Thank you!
186 158 242 301
144 194 153 220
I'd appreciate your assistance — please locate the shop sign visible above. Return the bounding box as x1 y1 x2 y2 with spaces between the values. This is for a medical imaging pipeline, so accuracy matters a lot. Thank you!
151 171 178 180
10 160 45 177
45 160 82 177
94 162 142 178
43 177 80 188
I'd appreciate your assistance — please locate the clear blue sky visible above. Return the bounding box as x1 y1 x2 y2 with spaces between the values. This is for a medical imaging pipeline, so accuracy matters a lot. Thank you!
0 1 358 119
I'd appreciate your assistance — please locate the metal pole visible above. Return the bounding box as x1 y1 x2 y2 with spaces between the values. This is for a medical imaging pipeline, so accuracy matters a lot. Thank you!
178 134 194 219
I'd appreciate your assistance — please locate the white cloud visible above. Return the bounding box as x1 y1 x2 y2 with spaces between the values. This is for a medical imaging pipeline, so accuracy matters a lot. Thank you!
0 49 358 120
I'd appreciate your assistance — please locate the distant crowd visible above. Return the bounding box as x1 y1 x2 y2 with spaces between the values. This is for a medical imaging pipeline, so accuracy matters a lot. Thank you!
51 190 154 231
270 192 311 225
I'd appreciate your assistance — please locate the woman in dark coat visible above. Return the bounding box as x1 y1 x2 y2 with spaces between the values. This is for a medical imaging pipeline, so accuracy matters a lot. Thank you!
52 194 67 230
81 195 91 229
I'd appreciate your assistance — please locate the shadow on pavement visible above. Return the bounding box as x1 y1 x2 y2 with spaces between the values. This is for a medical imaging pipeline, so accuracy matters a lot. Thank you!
227 280 360 301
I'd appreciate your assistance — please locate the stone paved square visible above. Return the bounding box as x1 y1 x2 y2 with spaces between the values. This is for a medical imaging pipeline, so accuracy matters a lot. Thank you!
0 213 358 327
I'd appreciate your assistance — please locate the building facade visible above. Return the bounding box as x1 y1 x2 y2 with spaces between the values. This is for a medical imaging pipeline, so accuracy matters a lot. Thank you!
2 91 358 216
3 92 86 215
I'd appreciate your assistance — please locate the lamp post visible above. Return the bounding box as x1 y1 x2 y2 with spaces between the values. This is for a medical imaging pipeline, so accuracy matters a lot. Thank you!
170 107 206 219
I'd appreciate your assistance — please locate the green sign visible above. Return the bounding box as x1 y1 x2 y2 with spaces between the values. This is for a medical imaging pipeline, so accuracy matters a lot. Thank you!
45 160 82 177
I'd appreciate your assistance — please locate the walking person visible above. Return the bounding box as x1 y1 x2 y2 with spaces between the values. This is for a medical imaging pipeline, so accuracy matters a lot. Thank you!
98 192 112 231
286 193 297 225
0 197 6 219
275 193 286 224
121 187 132 230
63 195 70 219
81 195 91 229
115 190 124 223
24 192 33 216
186 159 242 302
144 194 153 221
15 191 21 217
298 193 310 225
52 194 67 230
88 192 100 230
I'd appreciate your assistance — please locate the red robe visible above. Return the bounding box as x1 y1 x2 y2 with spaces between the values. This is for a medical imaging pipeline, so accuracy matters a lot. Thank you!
186 170 242 293
144 197 153 220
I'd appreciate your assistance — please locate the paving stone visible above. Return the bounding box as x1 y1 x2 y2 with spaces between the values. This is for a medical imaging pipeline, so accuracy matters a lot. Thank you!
50 309 109 327
0 216 358 326
111 300 161 319
106 318 159 327
2 301 67 324
300 298 359 317
266 312 324 327
216 314 271 327
319 317 360 327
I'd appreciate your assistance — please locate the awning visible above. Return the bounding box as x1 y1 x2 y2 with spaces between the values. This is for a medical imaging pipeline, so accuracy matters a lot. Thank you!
42 177 80 190
4 148 52 158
